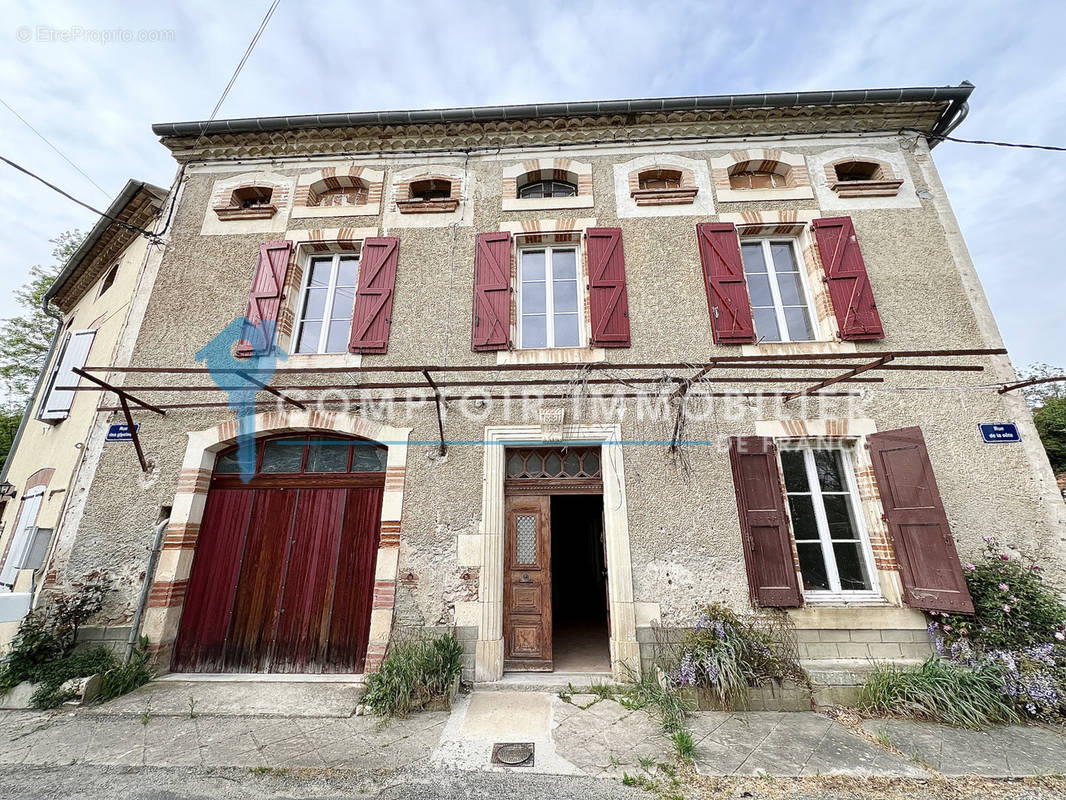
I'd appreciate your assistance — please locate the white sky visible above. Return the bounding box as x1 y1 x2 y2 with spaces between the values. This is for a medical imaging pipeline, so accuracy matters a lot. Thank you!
1 0 1063 369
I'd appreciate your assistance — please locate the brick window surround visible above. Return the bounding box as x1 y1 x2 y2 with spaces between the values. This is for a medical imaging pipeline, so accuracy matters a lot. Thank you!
628 166 698 206
292 166 384 218
825 158 904 198
213 185 278 221
396 174 460 214
502 158 594 211
711 149 813 202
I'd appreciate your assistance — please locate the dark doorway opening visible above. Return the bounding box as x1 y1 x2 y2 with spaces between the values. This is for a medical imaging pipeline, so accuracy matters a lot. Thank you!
550 494 610 673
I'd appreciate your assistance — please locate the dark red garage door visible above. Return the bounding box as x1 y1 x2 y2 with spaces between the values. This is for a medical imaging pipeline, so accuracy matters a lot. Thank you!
173 434 385 673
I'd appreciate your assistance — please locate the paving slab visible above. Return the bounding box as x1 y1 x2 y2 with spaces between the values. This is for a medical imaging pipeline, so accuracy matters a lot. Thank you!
82 679 362 717
552 696 673 778
862 718 1066 776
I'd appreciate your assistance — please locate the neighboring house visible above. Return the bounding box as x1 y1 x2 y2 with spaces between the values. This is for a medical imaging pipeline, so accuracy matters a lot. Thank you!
0 180 166 648
33 84 1066 695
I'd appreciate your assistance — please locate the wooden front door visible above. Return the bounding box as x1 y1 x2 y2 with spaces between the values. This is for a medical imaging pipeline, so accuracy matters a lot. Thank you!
504 495 552 671
172 434 386 674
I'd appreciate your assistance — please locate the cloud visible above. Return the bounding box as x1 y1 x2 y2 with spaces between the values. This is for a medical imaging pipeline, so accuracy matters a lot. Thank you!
0 0 1063 367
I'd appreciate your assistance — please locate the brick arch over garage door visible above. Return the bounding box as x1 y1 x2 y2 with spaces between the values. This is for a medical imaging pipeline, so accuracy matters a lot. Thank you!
141 410 411 674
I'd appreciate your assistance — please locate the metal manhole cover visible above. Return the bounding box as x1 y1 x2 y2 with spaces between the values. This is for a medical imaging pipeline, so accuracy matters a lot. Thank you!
491 742 534 767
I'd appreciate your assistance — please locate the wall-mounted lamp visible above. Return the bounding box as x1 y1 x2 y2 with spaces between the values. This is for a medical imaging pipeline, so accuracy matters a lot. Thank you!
0 482 15 500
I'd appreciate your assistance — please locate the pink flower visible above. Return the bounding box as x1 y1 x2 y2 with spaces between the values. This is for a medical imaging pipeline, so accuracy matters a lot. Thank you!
982 536 993 543
1056 632 1065 641
1003 604 1011 612
1031 564 1042 571
965 563 976 571
999 583 1009 591
1000 554 1011 561
943 625 953 632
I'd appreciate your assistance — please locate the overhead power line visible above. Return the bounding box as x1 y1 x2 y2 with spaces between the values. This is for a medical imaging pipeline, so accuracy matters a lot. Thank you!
905 128 1066 153
193 0 281 147
0 95 111 197
0 154 162 244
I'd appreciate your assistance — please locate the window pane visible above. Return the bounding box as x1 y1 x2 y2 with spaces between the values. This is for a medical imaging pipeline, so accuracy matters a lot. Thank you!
741 243 766 273
770 242 799 272
296 321 321 353
303 288 327 320
515 515 537 563
797 542 830 591
351 445 387 472
260 437 305 473
775 272 805 306
584 451 600 476
823 495 858 540
306 440 350 472
215 449 241 473
553 313 580 347
308 259 332 287
780 450 809 492
519 182 544 198
521 250 545 281
553 249 577 279
787 495 819 540
521 281 546 314
833 542 872 590
507 452 525 477
325 320 350 353
563 451 581 476
337 258 359 287
783 307 814 341
522 315 547 348
331 286 355 319
553 279 578 313
813 450 846 492
753 308 781 342
746 273 773 307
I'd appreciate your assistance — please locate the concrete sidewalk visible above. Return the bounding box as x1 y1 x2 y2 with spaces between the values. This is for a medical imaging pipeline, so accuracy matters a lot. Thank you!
2 681 1066 780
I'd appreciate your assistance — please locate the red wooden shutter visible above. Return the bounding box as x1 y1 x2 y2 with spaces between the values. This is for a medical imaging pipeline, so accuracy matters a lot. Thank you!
586 227 631 347
868 427 974 614
236 240 293 357
349 237 400 354
728 437 803 607
812 217 885 341
696 223 756 344
472 232 512 351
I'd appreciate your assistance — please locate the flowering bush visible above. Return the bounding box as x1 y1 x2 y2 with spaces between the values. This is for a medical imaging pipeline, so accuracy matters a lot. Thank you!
928 538 1066 721
667 603 805 709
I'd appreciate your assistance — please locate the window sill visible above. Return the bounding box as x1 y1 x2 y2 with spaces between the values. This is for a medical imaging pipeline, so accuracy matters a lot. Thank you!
801 592 887 607
830 179 904 198
396 198 460 214
630 187 698 206
740 340 857 357
501 195 595 212
496 346 605 366
213 205 278 221
283 352 363 369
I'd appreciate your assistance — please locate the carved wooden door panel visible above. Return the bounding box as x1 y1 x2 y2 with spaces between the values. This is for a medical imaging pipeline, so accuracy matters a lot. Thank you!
503 494 552 671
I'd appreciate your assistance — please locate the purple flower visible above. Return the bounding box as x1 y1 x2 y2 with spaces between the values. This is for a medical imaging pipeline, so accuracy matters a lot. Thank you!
1055 632 1064 641
677 652 697 686
983 536 993 543
1003 605 1012 612
998 583 1009 591
965 563 976 571
1000 554 1011 562
715 621 726 639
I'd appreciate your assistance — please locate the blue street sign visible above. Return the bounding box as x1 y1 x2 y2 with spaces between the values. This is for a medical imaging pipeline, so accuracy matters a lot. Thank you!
979 422 1021 443
106 423 140 442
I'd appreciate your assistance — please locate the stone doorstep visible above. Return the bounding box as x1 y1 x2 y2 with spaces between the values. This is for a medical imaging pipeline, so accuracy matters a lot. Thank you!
474 672 618 693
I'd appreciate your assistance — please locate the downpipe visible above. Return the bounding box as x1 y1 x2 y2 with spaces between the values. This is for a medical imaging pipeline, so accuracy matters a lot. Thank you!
125 516 168 663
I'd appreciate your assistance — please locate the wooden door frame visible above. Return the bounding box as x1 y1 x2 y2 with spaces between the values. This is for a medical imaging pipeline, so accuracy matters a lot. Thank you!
476 425 640 683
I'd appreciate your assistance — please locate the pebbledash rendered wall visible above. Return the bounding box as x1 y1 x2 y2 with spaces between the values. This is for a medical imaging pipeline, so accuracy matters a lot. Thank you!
57 130 1066 680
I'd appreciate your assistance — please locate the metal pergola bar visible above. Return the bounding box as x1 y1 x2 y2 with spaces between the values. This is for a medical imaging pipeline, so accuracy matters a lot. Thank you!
72 367 166 472
784 356 895 403
998 374 1066 394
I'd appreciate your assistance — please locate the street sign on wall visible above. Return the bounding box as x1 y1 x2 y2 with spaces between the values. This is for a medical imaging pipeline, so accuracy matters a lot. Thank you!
105 423 140 442
979 422 1021 443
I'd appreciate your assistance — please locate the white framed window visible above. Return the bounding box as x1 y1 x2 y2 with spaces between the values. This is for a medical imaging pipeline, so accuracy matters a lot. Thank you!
294 253 359 354
779 444 879 601
0 486 45 590
517 246 583 349
740 238 816 343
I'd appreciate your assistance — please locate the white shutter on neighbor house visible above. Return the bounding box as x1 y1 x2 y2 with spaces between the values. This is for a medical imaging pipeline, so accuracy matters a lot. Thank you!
38 329 95 421
0 488 44 589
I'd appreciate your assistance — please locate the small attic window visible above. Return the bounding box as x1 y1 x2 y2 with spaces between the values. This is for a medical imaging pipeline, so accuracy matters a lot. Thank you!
638 170 682 191
231 186 273 208
729 169 787 190
518 179 577 199
410 179 452 201
834 161 883 182
98 264 119 297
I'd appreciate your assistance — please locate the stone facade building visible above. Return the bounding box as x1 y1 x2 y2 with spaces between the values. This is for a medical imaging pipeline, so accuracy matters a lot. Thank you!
11 84 1065 694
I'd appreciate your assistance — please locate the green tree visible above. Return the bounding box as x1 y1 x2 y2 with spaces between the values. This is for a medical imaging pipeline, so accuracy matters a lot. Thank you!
0 230 84 469
1034 396 1066 474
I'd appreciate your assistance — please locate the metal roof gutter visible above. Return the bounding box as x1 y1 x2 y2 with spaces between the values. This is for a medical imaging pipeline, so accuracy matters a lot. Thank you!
151 83 975 138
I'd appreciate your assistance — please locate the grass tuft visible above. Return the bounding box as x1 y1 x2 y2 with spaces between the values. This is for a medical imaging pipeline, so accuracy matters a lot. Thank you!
360 631 463 717
858 656 1019 729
